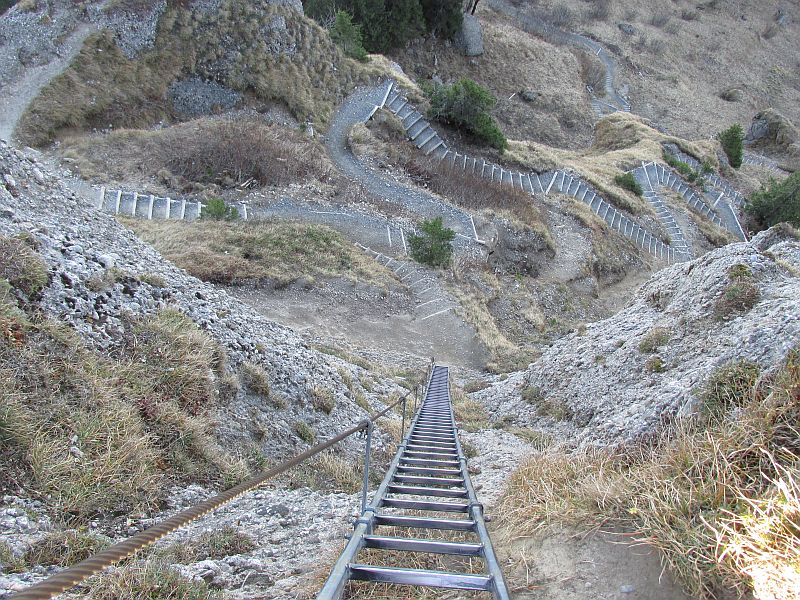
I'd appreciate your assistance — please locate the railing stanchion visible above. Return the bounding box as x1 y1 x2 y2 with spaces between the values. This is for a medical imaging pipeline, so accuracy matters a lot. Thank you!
401 395 407 436
360 420 374 517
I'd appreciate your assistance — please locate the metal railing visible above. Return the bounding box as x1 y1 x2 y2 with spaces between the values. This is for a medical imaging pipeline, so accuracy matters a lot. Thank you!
317 363 510 598
12 383 420 600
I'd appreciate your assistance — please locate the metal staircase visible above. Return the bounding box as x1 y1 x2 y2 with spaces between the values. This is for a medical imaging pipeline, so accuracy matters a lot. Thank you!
317 365 509 598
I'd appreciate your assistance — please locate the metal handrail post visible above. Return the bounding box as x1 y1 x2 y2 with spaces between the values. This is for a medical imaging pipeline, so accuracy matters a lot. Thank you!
360 421 374 518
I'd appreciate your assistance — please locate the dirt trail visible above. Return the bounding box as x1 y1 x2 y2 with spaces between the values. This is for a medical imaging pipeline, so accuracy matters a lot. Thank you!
0 25 94 142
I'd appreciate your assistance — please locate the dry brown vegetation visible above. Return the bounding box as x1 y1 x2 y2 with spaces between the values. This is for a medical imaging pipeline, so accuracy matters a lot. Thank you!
497 349 800 598
61 118 337 190
1 255 247 524
123 219 397 288
17 2 377 146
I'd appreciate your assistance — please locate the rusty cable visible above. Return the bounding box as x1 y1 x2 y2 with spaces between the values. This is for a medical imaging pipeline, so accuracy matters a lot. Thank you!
12 392 410 600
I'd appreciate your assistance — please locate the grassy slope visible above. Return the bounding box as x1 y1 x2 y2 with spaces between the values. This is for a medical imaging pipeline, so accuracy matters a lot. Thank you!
125 219 398 288
16 1 382 146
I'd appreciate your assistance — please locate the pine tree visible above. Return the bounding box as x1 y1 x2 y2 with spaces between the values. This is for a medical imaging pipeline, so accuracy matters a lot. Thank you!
329 10 368 60
386 0 426 48
419 0 463 39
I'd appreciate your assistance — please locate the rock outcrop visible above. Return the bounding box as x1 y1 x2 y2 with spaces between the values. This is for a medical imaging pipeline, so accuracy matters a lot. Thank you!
476 226 800 446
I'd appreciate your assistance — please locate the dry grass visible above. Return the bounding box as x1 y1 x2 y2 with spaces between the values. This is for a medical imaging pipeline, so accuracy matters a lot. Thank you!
1 272 246 524
287 449 361 493
311 386 336 414
18 2 372 146
638 327 670 353
158 525 255 563
497 348 800 598
240 361 271 397
507 112 718 217
452 386 489 432
123 219 396 288
0 235 48 297
61 118 337 190
80 559 220 599
23 530 111 568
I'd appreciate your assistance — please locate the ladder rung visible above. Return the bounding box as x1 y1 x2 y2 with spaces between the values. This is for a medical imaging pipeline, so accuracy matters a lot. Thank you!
373 515 475 532
396 465 462 476
404 450 457 459
381 498 468 512
393 474 464 486
400 458 460 467
387 484 467 498
348 564 491 590
363 536 483 556
407 440 454 448
410 435 455 442
406 445 457 454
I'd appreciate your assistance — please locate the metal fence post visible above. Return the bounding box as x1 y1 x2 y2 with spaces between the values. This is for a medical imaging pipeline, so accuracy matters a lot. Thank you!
401 395 407 436
360 421 374 517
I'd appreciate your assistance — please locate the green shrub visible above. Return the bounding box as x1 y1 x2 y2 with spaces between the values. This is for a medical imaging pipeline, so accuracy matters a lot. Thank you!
639 327 670 353
746 172 800 231
426 78 508 150
420 0 463 38
614 172 643 196
202 198 239 221
699 360 761 416
728 263 753 280
521 385 544 404
719 124 744 168
408 217 455 267
329 11 367 61
645 356 666 373
715 281 760 318
293 421 315 444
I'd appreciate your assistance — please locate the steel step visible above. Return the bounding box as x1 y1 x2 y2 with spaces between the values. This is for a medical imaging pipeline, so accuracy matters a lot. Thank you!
393 474 464 486
387 484 467 498
362 536 483 556
396 465 462 477
399 457 460 468
348 565 491 591
381 498 469 512
373 514 475 531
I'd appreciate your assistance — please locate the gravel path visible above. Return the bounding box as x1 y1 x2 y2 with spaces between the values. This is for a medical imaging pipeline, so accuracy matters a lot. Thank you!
324 85 478 239
0 24 95 142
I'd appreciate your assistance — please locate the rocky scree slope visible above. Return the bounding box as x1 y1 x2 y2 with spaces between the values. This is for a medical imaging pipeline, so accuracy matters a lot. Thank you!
0 140 406 460
476 226 800 446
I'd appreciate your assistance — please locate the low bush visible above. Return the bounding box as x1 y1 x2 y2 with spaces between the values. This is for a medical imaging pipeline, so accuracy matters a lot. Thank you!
161 526 255 563
293 421 315 444
715 280 761 319
719 124 744 168
202 198 239 221
452 387 489 431
521 384 544 405
614 172 643 196
638 327 670 353
408 217 455 268
240 361 271 397
746 172 800 231
426 79 507 150
645 355 666 373
311 386 336 414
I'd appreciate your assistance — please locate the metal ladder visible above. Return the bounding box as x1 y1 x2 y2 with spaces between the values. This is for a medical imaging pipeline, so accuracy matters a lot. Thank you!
317 365 510 598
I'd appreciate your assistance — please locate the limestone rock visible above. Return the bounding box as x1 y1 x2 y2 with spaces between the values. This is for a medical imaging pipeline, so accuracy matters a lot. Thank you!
456 14 484 57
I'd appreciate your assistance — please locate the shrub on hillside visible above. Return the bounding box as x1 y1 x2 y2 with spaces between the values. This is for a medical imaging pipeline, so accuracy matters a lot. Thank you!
329 11 367 61
0 235 48 297
746 172 800 231
719 124 744 168
426 79 508 150
408 217 455 267
202 198 239 221
614 172 643 196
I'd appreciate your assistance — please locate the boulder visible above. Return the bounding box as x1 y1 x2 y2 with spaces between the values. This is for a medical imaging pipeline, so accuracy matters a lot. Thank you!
456 14 484 57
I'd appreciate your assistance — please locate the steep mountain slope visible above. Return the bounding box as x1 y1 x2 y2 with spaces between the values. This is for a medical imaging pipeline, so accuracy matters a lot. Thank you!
476 225 800 445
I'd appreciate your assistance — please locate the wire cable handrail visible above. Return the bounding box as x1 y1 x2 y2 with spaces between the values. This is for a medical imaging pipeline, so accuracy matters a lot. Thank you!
12 386 418 600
